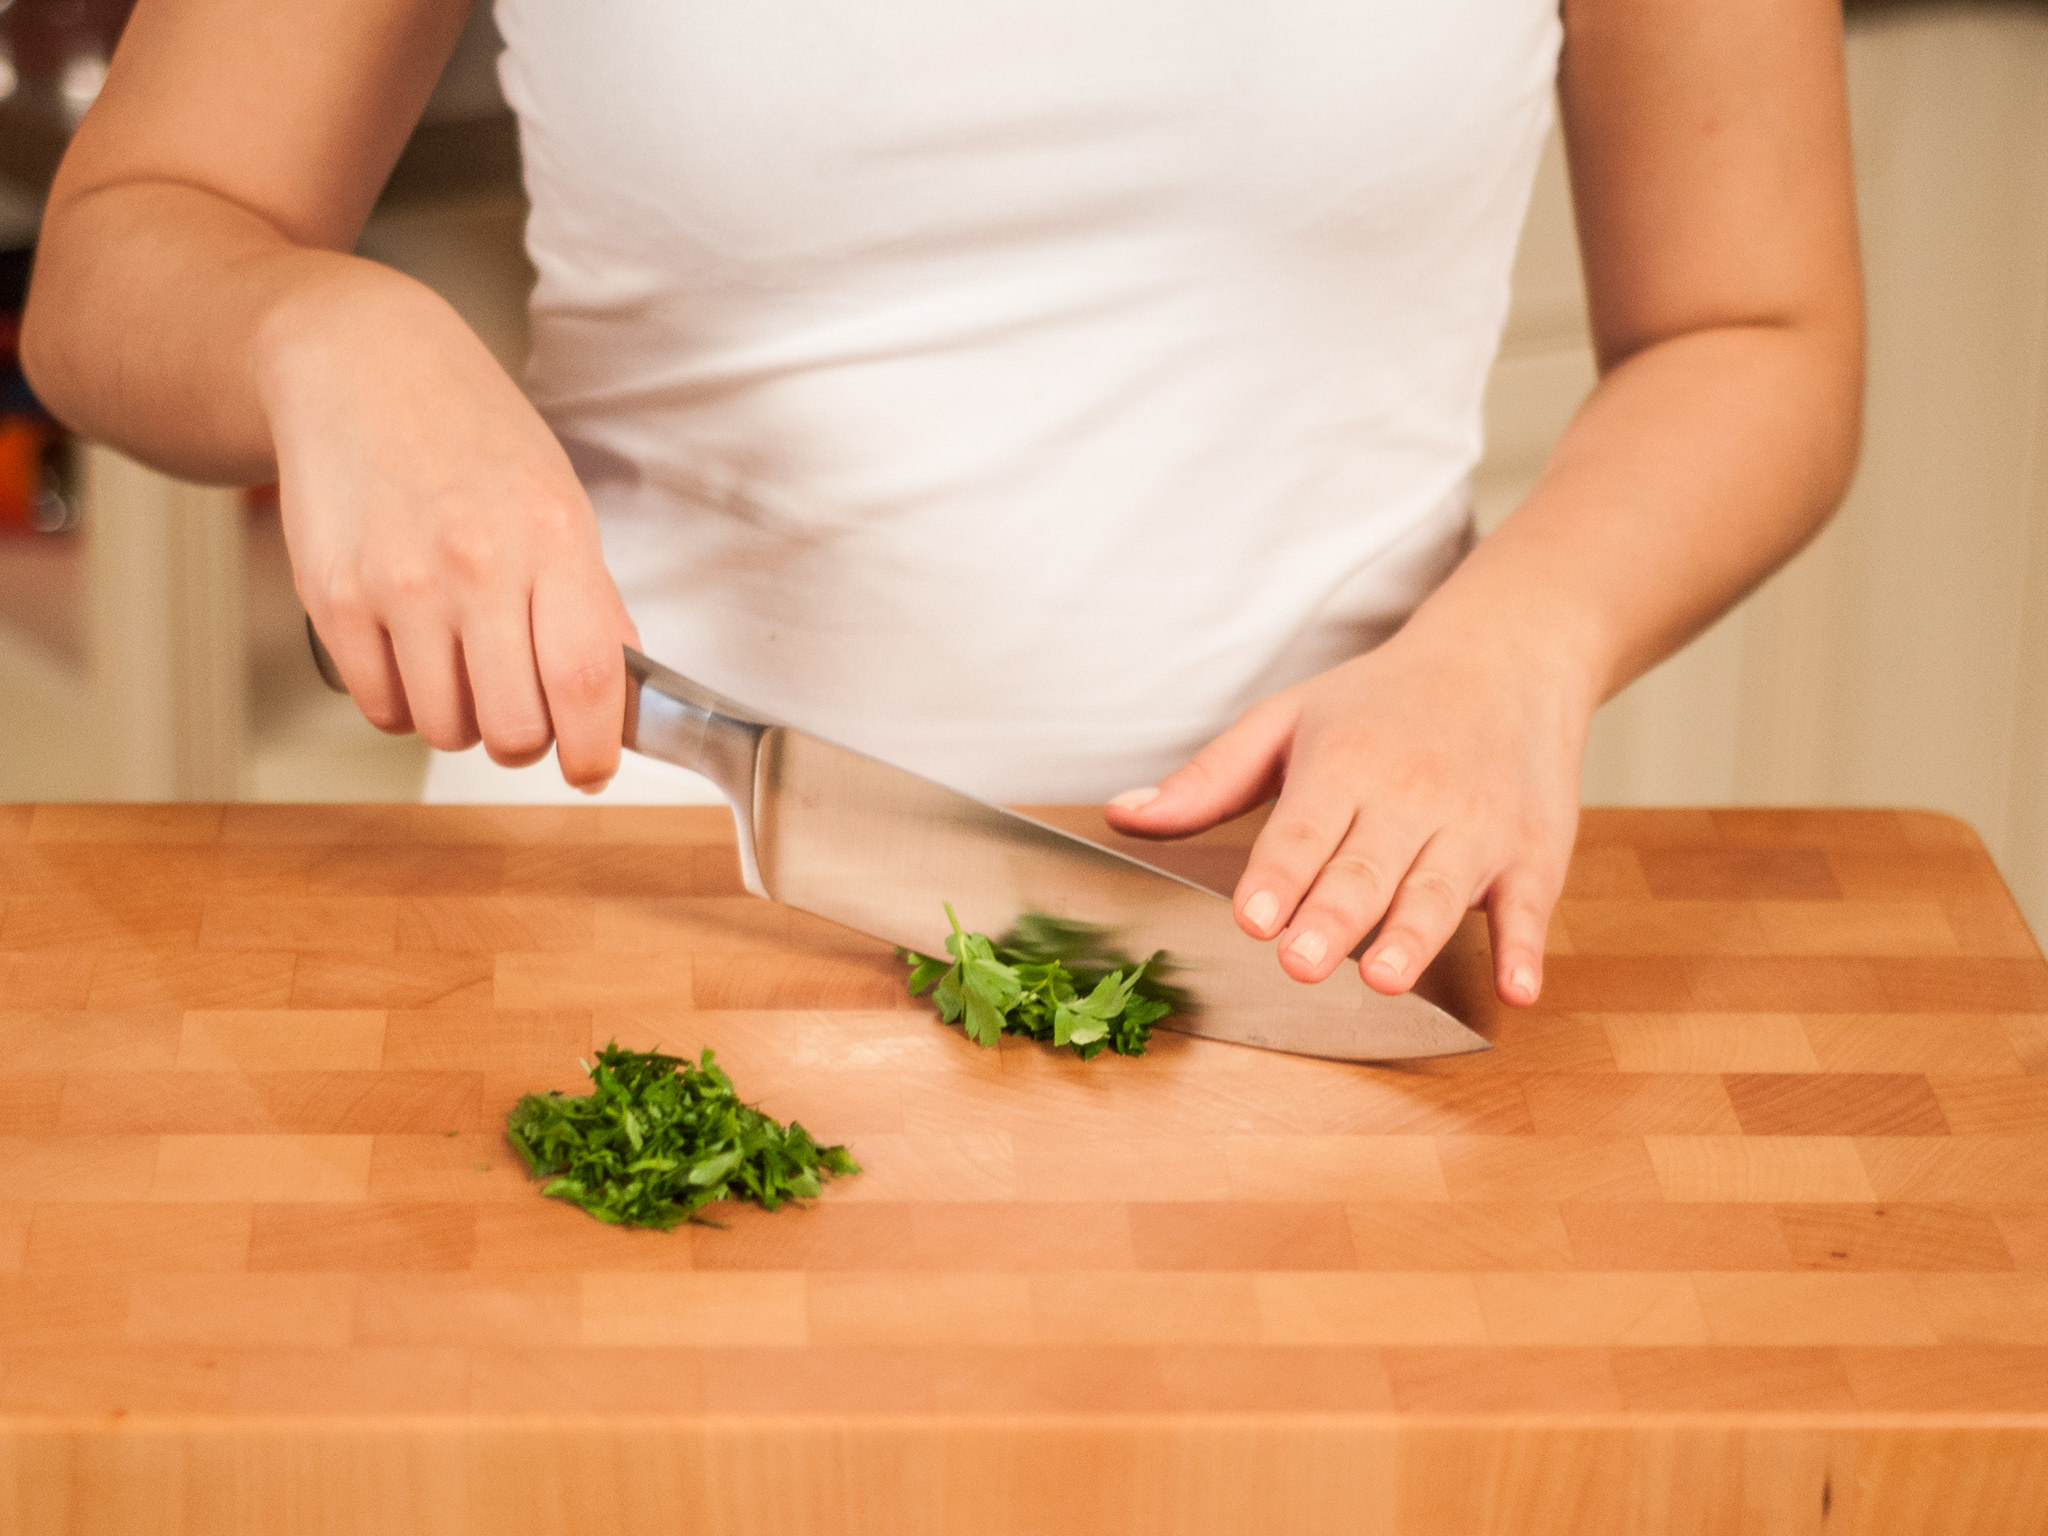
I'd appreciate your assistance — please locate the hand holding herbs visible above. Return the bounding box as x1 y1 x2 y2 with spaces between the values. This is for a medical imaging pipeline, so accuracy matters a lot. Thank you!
901 904 1179 1058
505 1043 858 1229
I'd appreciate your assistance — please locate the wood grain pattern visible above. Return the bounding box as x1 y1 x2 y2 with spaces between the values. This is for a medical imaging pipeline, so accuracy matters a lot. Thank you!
1 803 2044 1533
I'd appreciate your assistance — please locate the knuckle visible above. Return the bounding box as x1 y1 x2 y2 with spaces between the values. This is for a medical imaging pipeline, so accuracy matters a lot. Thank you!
1388 750 1452 798
1377 922 1436 959
376 561 438 605
301 565 346 610
1399 865 1467 914
323 590 373 632
522 488 582 543
409 705 477 754
1316 722 1371 757
546 651 617 708
1490 872 1558 932
1497 902 1548 935
302 563 370 627
437 525 502 587
1503 852 1568 906
1266 814 1335 857
1297 889 1378 939
554 734 619 786
1324 849 1397 897
486 719 552 763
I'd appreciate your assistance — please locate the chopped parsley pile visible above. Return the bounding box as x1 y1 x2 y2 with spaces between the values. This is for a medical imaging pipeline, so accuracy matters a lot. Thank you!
505 1043 858 1229
901 904 1181 1058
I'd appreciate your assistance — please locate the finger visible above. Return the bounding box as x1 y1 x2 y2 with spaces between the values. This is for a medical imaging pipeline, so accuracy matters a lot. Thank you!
1485 861 1563 1007
308 604 413 735
1358 833 1485 995
1104 697 1295 839
533 568 628 793
386 622 481 752
462 607 554 768
1270 817 1430 983
1228 774 1364 949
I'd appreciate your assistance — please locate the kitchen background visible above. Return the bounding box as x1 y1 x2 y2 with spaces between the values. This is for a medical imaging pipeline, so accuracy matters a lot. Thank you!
1 1 2045 935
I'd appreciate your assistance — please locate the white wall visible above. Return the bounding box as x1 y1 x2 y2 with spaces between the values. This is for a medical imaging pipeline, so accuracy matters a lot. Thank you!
1477 1 2048 936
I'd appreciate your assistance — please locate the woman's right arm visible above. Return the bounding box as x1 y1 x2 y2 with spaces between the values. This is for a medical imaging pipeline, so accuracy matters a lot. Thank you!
22 0 636 788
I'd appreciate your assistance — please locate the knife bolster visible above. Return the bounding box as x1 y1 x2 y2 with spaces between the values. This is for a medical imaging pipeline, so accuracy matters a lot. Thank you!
626 653 772 898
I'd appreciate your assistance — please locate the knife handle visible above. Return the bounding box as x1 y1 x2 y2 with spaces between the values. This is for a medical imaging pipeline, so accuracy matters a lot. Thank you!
305 615 349 694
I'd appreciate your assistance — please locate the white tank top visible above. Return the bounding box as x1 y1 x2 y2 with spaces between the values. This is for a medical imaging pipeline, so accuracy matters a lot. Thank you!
430 0 1561 805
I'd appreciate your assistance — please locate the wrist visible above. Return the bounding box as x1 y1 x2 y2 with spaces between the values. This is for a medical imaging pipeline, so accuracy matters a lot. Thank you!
249 255 453 438
1393 566 1612 728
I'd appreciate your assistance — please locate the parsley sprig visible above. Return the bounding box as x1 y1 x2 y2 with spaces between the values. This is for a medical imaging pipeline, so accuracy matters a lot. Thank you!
901 904 1179 1058
505 1043 858 1229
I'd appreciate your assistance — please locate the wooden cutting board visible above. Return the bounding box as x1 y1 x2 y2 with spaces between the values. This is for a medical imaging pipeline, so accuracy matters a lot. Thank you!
1 801 2045 1535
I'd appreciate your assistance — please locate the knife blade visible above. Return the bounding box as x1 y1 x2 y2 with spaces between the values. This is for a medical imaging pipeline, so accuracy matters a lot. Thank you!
306 621 1488 1059
622 649 1487 1061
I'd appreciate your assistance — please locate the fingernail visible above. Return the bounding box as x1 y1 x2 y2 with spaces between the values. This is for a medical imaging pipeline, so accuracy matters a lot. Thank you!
1285 929 1326 967
1243 890 1279 933
1109 786 1161 811
1509 965 1537 1003
1370 947 1408 985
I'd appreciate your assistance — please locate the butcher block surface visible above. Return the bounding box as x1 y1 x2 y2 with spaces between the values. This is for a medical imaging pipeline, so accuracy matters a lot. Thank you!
2 801 2046 1534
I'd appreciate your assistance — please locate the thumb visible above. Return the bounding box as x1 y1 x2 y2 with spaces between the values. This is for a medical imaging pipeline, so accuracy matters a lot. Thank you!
1104 698 1296 838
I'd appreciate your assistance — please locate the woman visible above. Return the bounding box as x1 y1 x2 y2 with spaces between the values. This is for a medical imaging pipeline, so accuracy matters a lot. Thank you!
20 0 1863 1009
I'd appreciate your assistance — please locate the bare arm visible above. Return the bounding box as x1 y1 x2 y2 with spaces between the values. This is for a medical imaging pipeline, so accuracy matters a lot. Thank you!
1438 0 1863 702
1110 0 1863 1006
23 0 636 787
24 0 464 479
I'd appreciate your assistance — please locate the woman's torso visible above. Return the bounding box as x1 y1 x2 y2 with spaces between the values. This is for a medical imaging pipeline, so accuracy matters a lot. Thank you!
447 0 1561 803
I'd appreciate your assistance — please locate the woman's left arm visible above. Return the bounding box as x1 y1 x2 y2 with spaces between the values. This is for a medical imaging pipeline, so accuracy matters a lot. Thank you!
1107 0 1863 1006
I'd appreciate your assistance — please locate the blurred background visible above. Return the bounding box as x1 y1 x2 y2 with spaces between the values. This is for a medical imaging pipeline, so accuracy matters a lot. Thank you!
0 1 2045 936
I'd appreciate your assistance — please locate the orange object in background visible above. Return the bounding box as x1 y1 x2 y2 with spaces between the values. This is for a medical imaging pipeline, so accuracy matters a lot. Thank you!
0 265 76 535
0 410 57 532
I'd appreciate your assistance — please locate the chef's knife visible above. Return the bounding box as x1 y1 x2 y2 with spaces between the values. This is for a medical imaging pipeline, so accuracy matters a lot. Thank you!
309 623 1489 1060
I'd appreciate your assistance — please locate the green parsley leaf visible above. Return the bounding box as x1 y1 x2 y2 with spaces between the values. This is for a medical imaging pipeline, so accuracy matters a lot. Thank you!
504 1043 860 1229
898 905 1183 1059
